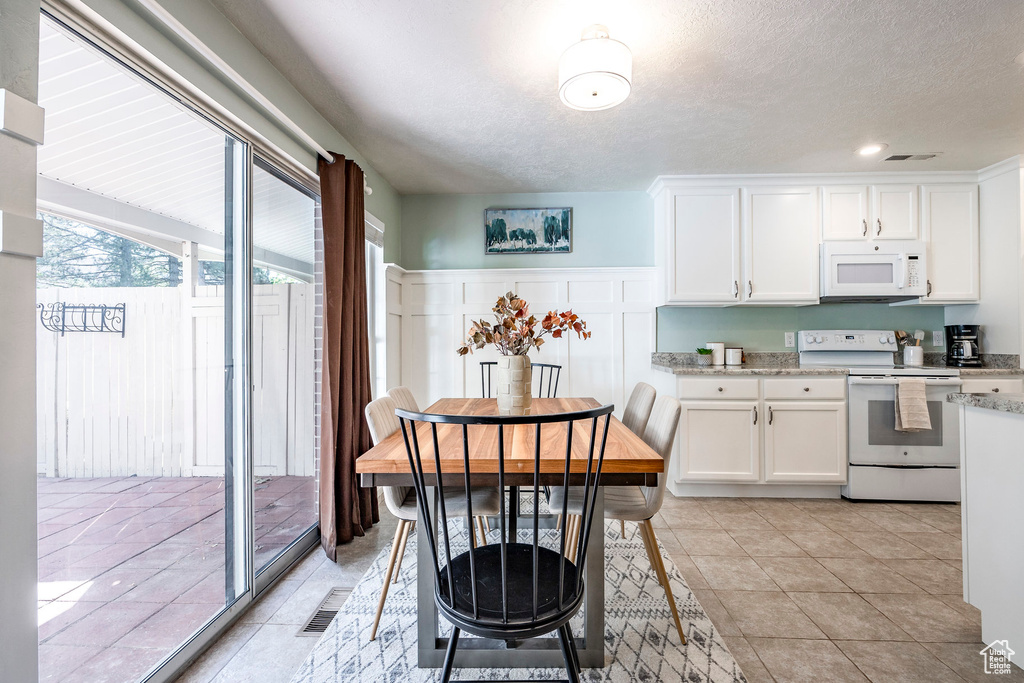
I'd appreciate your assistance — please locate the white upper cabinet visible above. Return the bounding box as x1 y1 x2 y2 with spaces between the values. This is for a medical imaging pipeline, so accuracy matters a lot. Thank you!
821 186 870 240
666 188 741 303
870 184 919 240
742 187 820 303
652 174 980 307
920 184 979 303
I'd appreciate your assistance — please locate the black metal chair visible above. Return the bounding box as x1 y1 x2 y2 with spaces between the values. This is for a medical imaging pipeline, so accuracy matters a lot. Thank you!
480 360 562 398
396 404 614 683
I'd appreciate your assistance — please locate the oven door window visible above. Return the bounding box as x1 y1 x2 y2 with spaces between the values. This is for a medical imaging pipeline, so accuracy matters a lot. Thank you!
867 400 943 446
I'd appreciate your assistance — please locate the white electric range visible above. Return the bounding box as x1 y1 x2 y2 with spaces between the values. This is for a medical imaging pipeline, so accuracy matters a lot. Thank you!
799 330 961 502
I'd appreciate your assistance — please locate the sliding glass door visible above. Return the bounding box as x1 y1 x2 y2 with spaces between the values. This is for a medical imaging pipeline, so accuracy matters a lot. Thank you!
36 13 318 682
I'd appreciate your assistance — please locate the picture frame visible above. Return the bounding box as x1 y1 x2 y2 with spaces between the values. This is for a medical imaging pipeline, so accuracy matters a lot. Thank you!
484 207 572 255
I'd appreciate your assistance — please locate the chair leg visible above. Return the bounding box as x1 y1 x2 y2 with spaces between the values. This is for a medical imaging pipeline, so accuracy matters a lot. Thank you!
637 520 662 586
556 513 563 531
565 515 580 560
484 515 491 534
620 519 626 538
370 520 407 641
391 520 413 583
642 519 687 645
561 623 581 675
556 622 581 683
475 516 488 546
440 627 461 683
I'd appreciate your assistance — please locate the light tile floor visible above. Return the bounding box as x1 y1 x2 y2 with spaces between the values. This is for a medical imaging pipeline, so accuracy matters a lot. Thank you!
178 497 1024 682
37 475 316 683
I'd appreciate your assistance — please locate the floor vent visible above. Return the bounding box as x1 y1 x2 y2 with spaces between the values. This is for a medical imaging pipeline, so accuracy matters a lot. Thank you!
298 587 349 636
885 153 938 161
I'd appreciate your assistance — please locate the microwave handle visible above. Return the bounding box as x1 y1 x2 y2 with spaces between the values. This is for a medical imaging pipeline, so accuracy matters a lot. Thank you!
896 254 905 290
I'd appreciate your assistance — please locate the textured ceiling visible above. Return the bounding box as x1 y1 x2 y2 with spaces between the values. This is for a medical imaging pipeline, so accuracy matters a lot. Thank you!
208 0 1024 193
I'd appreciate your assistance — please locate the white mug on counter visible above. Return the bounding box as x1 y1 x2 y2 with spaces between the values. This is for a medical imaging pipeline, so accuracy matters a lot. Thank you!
903 346 924 366
726 348 743 366
706 342 725 366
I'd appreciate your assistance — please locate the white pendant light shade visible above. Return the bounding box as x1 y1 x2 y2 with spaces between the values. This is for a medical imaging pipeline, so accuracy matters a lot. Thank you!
558 25 632 111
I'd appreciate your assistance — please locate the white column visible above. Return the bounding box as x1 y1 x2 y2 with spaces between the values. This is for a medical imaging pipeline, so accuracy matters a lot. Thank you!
0 1 42 681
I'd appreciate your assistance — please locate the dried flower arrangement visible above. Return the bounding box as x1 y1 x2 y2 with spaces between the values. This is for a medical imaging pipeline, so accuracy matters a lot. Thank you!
457 291 592 357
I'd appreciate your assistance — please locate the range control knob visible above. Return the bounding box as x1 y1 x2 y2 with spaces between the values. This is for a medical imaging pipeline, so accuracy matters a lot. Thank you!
879 334 889 344
815 335 824 343
886 333 895 344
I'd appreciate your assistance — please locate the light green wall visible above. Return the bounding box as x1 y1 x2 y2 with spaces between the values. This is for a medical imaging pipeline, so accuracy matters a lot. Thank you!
400 192 652 270
82 0 402 262
657 304 948 352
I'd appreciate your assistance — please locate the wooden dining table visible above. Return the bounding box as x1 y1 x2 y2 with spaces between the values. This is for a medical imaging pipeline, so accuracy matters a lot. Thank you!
356 397 664 670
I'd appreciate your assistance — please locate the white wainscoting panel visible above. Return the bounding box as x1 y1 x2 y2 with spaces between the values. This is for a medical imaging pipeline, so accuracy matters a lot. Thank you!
390 268 660 420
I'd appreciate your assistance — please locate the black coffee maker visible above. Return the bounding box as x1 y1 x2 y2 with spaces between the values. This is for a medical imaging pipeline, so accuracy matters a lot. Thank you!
945 324 982 367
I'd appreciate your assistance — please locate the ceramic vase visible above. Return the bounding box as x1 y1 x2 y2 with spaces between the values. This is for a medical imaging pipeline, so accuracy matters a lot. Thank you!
496 355 532 415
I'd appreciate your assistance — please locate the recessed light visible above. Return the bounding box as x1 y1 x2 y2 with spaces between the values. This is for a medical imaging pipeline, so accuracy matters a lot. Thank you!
857 143 888 156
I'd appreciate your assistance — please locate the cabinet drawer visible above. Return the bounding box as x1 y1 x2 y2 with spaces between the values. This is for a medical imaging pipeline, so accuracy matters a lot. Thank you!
763 377 846 400
959 378 1024 394
678 377 759 400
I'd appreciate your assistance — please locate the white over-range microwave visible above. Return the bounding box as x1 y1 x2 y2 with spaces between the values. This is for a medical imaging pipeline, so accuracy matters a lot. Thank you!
820 241 927 303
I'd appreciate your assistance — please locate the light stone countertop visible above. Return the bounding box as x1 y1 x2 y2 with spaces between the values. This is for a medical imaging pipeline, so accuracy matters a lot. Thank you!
947 392 1024 415
956 367 1024 376
652 363 849 376
653 352 1023 378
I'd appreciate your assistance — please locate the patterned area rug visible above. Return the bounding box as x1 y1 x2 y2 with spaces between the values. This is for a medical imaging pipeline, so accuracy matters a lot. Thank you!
291 521 747 682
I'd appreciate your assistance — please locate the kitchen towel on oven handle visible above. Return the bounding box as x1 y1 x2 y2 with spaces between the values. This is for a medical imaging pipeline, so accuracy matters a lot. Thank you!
895 378 932 432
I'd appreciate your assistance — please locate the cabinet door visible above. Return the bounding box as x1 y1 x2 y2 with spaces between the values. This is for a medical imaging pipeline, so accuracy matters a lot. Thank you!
870 185 919 240
822 186 869 240
921 184 979 303
764 401 847 483
678 401 760 482
742 187 820 303
668 188 741 303
959 378 1023 394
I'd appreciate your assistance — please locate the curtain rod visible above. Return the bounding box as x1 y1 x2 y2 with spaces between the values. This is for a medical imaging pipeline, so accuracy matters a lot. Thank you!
135 0 372 195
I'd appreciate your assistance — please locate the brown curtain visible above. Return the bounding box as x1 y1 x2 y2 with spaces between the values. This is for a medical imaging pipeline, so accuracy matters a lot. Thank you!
318 153 378 561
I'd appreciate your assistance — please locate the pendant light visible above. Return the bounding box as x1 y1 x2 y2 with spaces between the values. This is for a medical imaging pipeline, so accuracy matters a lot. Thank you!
558 25 632 111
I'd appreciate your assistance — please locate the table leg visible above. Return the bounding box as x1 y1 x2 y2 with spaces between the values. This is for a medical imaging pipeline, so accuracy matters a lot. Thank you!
417 487 439 668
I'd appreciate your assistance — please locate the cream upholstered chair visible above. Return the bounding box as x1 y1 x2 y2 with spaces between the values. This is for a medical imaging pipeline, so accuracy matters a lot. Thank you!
365 395 500 641
622 382 657 436
387 386 418 412
549 395 686 644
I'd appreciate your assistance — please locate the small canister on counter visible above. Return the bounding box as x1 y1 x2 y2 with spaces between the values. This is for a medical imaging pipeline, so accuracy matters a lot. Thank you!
706 342 725 366
726 348 743 366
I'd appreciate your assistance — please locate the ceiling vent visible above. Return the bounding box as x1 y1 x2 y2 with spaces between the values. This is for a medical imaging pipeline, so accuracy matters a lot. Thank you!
884 154 938 162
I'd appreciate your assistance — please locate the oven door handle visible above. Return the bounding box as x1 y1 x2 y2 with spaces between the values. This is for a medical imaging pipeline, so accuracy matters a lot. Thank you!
847 377 962 386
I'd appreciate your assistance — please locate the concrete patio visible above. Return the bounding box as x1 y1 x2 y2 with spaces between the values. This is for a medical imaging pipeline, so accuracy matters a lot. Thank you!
37 475 316 683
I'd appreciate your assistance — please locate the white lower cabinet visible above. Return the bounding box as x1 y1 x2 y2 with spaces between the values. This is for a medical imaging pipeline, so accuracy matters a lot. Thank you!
678 400 760 481
678 377 847 485
764 401 847 482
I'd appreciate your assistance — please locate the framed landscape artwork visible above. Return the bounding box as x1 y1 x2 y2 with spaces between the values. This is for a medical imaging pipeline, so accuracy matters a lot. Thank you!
485 208 572 254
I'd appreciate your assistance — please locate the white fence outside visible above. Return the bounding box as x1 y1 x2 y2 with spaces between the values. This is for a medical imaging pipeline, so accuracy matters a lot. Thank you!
36 283 314 478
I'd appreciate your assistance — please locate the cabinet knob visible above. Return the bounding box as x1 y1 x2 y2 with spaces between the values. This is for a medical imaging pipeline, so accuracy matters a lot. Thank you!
803 387 810 392
718 386 724 392
993 388 1000 393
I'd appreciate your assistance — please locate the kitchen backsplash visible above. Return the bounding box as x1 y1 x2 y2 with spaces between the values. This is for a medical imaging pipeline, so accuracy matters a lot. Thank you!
656 303 947 352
